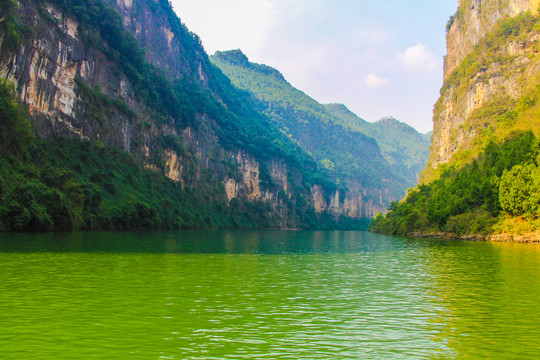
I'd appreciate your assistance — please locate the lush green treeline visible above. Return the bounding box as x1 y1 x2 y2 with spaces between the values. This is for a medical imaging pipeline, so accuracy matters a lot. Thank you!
0 79 264 231
0 79 369 231
369 132 540 236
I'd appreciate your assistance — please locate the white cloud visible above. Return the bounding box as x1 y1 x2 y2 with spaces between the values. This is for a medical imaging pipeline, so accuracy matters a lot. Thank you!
396 43 440 73
365 73 389 88
171 0 274 56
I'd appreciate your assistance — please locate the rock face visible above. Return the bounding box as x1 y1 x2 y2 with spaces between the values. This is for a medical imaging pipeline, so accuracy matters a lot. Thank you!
0 2 134 150
444 0 539 81
0 0 389 227
106 0 210 84
211 50 405 216
427 0 540 174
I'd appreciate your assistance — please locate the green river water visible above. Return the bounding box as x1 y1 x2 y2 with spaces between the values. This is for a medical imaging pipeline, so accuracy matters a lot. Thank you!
0 231 539 359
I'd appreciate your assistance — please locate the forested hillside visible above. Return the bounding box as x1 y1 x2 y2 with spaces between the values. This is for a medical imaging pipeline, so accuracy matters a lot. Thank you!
370 132 540 237
324 104 431 184
211 50 430 204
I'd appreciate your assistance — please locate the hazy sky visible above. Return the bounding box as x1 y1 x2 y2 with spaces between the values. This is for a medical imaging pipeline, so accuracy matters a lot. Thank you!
170 0 458 133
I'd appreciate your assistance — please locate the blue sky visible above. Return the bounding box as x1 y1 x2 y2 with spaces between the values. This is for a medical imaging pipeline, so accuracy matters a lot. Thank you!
170 0 458 133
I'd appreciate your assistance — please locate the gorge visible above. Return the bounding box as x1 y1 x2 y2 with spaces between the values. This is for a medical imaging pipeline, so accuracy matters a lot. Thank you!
0 0 429 231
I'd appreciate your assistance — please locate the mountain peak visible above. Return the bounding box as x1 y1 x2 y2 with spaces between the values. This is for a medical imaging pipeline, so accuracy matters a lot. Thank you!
213 49 250 66
211 50 285 81
375 116 420 135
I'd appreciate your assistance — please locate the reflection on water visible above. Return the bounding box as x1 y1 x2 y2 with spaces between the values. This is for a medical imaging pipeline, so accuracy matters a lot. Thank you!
0 231 539 359
425 242 540 359
0 230 415 254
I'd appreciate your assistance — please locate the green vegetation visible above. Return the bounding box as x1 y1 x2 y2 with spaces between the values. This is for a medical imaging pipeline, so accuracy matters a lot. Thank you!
0 0 32 52
325 104 431 183
211 50 429 202
0 0 20 51
74 78 137 124
0 77 368 231
370 132 540 236
424 11 540 184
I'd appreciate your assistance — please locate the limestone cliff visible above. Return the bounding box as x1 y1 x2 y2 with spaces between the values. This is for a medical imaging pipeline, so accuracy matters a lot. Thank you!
1 2 135 149
0 0 384 228
444 0 540 80
425 0 540 180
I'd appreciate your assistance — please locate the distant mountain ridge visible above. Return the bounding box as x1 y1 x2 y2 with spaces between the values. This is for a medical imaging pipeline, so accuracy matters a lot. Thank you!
212 50 430 192
324 104 431 181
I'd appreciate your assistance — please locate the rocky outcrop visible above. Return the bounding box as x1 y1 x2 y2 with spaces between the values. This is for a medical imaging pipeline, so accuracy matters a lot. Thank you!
224 153 289 202
431 31 540 168
490 232 540 242
427 1 540 173
224 151 262 202
409 231 539 242
310 185 386 218
444 0 539 80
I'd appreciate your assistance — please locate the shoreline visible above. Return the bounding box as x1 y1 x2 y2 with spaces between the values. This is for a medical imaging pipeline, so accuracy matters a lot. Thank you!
408 231 540 243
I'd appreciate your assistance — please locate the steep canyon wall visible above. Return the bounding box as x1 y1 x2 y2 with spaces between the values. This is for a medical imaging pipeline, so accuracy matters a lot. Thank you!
0 0 387 227
426 0 540 175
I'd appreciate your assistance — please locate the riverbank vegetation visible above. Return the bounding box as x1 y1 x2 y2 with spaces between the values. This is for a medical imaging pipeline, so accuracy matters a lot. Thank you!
0 78 238 231
370 131 540 236
0 79 370 231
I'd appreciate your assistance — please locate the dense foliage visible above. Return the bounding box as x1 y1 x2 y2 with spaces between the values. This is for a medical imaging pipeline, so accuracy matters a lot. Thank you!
325 105 431 183
370 132 540 236
0 78 369 231
210 50 416 197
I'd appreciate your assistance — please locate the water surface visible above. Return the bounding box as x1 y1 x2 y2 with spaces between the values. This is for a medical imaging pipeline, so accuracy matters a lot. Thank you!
1 231 539 359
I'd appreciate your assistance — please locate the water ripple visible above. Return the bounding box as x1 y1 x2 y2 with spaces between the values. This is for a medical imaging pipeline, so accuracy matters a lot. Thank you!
1 232 540 359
